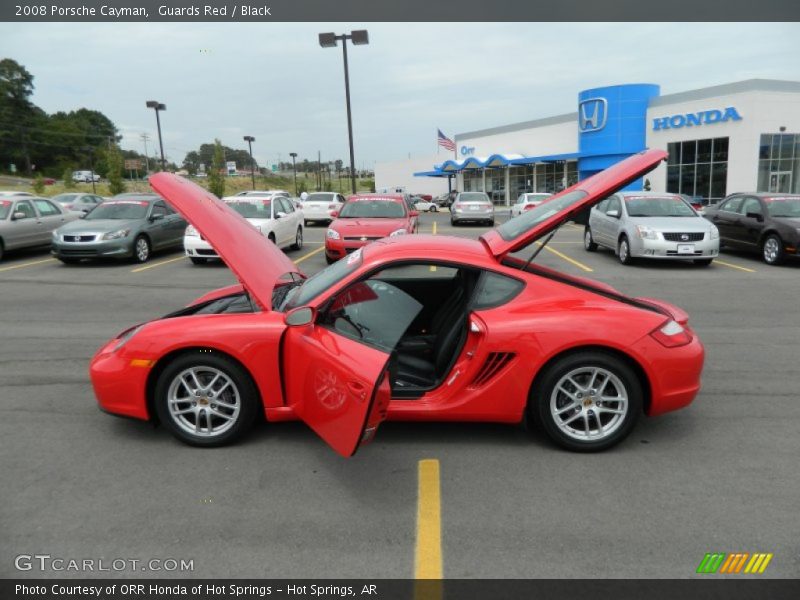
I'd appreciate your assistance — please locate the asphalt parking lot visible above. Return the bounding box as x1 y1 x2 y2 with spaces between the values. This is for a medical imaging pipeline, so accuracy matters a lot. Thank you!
1 209 799 579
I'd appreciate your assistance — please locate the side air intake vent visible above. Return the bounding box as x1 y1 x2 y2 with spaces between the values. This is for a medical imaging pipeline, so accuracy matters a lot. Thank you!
470 352 515 387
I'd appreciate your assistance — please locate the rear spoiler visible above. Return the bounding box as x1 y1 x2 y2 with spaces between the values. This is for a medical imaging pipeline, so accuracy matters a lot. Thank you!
635 297 689 325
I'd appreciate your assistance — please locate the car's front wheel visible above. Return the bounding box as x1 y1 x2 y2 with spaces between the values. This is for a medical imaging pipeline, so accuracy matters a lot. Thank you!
133 235 150 263
530 351 642 452
291 227 303 250
618 236 633 265
584 227 598 252
762 234 785 265
154 351 258 447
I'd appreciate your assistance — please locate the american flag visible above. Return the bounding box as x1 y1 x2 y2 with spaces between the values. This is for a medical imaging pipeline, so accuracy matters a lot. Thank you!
437 129 456 152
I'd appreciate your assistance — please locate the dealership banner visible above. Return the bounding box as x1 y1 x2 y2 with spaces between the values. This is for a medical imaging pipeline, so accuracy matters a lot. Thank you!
4 580 800 600
2 0 799 21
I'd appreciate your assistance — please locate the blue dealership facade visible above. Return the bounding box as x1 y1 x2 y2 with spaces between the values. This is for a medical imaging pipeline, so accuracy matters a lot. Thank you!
390 80 800 205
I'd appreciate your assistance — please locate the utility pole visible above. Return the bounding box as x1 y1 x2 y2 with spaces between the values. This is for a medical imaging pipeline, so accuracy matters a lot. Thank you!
317 150 322 191
140 133 151 173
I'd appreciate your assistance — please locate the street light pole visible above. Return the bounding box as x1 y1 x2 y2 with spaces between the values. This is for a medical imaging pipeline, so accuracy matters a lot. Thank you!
289 152 298 195
145 101 166 170
243 135 256 190
319 29 369 195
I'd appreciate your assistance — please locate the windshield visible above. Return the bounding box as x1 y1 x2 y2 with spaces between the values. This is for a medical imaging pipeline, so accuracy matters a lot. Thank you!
306 193 335 203
283 248 364 310
52 194 80 203
523 194 550 203
625 196 696 217
85 201 148 220
226 200 271 218
339 200 405 218
458 193 489 203
497 190 588 241
0 200 11 219
765 197 800 218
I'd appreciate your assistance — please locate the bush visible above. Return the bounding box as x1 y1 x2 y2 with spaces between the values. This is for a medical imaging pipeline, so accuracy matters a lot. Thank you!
32 174 45 194
207 139 226 198
105 144 127 195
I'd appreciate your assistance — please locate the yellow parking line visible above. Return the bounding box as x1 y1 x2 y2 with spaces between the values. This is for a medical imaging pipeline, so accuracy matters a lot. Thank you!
432 221 437 235
0 258 57 272
294 246 324 264
714 259 756 273
415 459 442 580
536 242 593 272
131 256 185 273
566 223 584 231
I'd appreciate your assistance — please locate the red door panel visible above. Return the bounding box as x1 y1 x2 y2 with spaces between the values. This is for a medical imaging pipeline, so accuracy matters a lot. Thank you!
283 325 390 457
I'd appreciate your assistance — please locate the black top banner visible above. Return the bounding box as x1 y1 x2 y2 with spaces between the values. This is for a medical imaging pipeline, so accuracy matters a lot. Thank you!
2 0 800 22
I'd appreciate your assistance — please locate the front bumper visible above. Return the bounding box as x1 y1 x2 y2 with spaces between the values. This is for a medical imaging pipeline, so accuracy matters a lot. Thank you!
303 207 335 221
51 237 135 259
630 236 719 260
183 236 218 259
325 236 373 260
90 338 152 421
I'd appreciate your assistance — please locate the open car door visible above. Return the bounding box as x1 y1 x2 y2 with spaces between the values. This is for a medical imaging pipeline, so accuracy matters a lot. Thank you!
283 279 424 457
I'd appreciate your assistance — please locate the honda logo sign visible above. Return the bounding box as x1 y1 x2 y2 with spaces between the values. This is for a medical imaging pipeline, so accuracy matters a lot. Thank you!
578 97 608 132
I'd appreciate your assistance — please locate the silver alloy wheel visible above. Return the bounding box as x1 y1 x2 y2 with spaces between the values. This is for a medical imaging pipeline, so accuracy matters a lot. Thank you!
166 366 241 438
296 228 303 249
584 230 593 250
763 237 780 263
619 239 629 262
550 366 629 441
135 237 149 262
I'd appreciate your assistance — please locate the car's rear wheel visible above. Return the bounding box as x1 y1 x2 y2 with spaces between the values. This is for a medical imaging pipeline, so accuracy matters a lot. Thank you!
430 206 438 212
762 234 785 265
618 236 633 265
133 235 150 263
530 351 642 452
155 352 258 447
190 257 207 265
584 227 598 251
291 227 303 250
694 258 713 266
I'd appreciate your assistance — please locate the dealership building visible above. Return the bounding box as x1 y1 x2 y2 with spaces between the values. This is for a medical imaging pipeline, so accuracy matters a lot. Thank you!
375 79 800 205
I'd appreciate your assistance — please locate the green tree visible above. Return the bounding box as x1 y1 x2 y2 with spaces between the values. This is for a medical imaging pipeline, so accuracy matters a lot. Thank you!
105 144 126 195
32 173 45 194
63 167 75 190
207 139 226 198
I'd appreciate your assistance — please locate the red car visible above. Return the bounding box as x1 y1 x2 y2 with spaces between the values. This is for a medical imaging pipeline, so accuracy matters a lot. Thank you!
325 194 418 264
90 150 704 456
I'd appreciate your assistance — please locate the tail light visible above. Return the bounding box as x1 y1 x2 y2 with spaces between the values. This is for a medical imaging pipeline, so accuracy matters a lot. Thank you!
482 203 493 209
650 320 692 348
328 204 338 210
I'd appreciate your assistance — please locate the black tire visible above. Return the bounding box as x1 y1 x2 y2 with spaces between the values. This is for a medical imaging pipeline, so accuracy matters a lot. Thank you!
154 351 259 448
618 236 633 265
268 234 276 245
694 258 713 266
190 257 207 265
291 227 303 250
584 227 598 252
761 233 785 266
430 206 438 213
325 254 336 264
487 219 495 226
132 235 151 263
450 219 458 226
529 351 642 452
0 240 5 262
57 257 80 265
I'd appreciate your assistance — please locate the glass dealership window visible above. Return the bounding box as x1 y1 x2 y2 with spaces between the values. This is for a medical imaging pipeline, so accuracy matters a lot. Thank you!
508 166 533 201
666 137 728 204
757 134 800 194
462 170 483 192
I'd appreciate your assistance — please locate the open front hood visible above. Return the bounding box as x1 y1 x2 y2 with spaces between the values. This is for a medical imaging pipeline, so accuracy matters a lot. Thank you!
149 174 302 310
480 149 668 258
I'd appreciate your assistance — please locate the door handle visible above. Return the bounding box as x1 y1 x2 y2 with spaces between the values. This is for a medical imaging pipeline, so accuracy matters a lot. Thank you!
347 381 367 400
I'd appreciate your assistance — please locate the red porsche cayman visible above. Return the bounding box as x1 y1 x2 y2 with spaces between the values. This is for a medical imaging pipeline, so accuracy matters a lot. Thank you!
90 149 704 455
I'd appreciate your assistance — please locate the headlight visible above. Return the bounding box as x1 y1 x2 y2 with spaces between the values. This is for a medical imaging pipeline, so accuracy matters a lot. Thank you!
51 230 59 240
102 228 130 240
635 225 658 240
389 229 407 237
326 229 340 240
710 226 720 240
113 324 143 351
185 225 199 237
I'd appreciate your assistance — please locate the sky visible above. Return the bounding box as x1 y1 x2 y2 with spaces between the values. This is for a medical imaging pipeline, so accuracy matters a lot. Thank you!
3 22 800 170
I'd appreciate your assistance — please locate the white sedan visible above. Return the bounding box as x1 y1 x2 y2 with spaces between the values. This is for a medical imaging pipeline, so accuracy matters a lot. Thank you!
299 191 346 224
184 195 304 264
413 199 439 212
511 192 552 217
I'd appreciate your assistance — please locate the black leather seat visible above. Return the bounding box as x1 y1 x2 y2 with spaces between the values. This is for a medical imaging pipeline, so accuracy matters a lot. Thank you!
398 284 465 354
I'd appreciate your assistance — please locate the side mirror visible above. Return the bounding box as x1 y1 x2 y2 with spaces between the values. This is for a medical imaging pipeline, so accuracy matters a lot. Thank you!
276 211 287 219
12 211 27 220
606 209 621 219
410 210 419 217
329 210 339 218
79 213 87 219
745 211 764 222
149 213 165 221
285 306 315 327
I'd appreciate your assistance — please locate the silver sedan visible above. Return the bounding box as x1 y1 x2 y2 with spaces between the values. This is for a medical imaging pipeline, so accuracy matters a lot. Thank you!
585 191 719 266
0 195 78 261
450 192 495 225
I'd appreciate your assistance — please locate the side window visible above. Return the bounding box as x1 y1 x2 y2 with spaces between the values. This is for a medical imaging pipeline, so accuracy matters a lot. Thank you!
151 202 167 218
720 196 743 214
15 200 36 218
606 196 621 214
33 199 60 216
472 271 524 310
337 195 346 204
280 197 295 213
163 203 176 215
741 197 762 217
596 198 610 213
